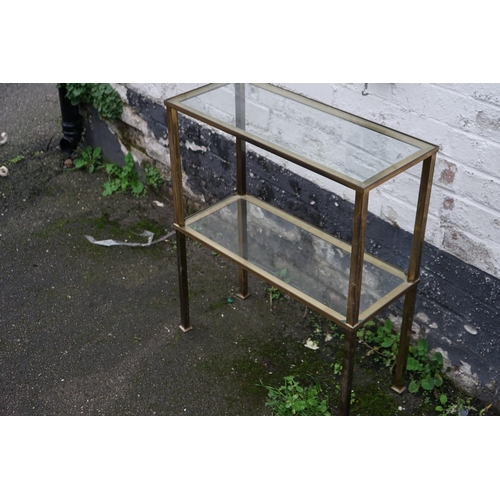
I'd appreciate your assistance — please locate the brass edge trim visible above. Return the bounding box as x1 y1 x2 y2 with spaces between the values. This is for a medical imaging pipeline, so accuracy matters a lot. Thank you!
176 223 348 326
165 83 228 107
362 146 440 191
184 195 238 225
357 280 419 323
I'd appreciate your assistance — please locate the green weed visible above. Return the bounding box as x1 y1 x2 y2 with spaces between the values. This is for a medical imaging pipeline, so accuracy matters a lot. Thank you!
144 162 164 189
102 152 145 197
259 375 331 416
435 394 476 416
6 155 25 165
268 286 282 301
406 339 444 394
73 146 103 172
357 319 399 369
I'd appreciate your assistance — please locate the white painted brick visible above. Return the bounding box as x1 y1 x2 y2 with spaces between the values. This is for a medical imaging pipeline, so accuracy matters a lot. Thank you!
440 224 500 277
390 84 474 128
128 83 207 102
245 100 271 133
127 83 164 101
275 83 335 106
110 83 128 101
439 195 500 245
434 156 459 192
436 83 500 107
120 105 149 135
145 136 170 167
454 168 500 212
477 139 500 178
185 86 235 126
372 167 421 206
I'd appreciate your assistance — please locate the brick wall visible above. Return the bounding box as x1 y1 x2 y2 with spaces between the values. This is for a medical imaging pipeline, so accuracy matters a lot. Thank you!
85 82 500 406
114 82 500 280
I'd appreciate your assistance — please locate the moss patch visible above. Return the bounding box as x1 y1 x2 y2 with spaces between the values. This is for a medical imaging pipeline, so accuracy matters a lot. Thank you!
351 382 399 416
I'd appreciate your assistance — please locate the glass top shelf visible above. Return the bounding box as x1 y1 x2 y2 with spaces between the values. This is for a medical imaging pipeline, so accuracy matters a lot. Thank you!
166 83 438 190
179 195 412 327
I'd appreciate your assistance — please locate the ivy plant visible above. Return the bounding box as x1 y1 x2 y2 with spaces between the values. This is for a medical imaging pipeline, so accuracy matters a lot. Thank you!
62 83 93 106
90 84 123 120
59 83 123 120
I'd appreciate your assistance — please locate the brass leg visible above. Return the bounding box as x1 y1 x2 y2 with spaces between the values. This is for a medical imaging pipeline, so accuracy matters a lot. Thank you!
166 105 192 332
392 287 418 392
237 269 250 300
237 197 250 299
392 154 435 392
346 191 369 326
339 329 357 415
235 85 248 300
176 231 192 332
339 191 368 415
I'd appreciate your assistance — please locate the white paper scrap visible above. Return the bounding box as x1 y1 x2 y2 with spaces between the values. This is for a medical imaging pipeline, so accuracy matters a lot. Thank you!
85 230 174 247
304 338 319 350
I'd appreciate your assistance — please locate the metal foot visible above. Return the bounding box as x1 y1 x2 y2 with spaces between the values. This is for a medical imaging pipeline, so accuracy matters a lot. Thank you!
391 385 407 394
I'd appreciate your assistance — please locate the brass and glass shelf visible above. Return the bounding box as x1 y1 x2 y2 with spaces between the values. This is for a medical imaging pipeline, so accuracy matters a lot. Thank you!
165 83 438 415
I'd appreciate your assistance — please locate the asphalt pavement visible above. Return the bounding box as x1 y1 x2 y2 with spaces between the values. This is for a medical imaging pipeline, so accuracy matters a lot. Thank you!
0 83 317 415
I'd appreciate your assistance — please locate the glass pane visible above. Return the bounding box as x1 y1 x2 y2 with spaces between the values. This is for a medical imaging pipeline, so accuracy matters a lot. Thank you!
181 84 420 184
186 198 404 317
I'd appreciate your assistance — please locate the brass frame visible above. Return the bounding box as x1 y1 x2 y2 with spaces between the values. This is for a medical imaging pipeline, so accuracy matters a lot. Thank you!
165 83 438 415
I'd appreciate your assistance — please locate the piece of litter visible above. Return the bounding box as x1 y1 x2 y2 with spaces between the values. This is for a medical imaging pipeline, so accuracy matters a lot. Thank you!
152 200 165 207
85 230 175 247
304 338 319 350
0 132 8 145
464 324 477 335
0 166 8 177
325 333 333 342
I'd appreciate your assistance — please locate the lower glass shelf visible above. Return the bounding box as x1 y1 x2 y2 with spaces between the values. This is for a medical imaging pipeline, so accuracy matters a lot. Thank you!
178 195 414 328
